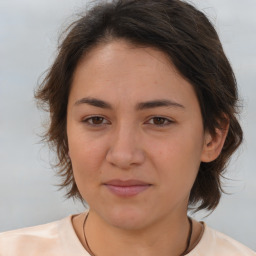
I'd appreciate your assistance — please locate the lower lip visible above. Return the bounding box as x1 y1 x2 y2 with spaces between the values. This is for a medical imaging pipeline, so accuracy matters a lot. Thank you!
104 184 151 197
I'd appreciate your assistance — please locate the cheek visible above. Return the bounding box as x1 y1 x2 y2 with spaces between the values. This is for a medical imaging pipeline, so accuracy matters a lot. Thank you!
150 131 203 189
68 134 107 193
68 126 107 166
70 149 101 201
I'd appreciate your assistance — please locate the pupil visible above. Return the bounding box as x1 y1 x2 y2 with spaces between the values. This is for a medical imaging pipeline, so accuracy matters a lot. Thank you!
154 117 164 125
92 117 103 124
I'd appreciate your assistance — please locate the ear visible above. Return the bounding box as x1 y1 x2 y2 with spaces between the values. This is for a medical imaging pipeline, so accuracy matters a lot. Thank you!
201 120 229 163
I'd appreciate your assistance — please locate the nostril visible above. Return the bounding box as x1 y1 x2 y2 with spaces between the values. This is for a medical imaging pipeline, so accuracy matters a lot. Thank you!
106 147 145 169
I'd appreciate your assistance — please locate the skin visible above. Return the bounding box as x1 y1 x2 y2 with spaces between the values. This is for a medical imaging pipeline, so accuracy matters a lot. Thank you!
67 40 228 256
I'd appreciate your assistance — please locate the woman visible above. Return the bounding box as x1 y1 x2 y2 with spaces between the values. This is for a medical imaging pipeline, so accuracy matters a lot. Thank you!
0 0 255 255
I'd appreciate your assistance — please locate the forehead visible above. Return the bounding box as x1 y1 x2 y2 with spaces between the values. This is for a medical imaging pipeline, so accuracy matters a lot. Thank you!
69 40 198 109
75 40 175 81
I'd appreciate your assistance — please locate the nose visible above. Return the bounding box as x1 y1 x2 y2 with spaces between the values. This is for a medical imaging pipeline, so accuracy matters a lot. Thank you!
106 124 145 169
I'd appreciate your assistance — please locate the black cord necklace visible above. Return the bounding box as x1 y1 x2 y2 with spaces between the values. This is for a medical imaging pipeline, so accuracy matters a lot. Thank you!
82 212 193 256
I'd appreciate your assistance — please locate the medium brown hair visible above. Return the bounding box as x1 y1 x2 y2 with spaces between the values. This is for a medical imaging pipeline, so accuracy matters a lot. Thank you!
35 0 243 212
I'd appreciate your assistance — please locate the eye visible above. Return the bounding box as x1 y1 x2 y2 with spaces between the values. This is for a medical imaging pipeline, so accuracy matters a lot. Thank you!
146 116 173 126
82 116 110 126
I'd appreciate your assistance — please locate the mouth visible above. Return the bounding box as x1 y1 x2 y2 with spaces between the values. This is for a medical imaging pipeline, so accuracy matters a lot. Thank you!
103 179 152 197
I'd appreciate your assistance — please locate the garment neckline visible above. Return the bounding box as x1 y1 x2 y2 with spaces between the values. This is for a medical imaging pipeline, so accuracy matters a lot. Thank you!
58 214 91 256
60 213 208 256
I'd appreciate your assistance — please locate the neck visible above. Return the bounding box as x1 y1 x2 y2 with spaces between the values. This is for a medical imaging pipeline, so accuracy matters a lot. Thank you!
81 210 192 256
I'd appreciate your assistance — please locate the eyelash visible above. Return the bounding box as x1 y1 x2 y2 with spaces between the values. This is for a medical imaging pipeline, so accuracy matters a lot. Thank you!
82 116 174 127
146 116 174 126
82 116 110 126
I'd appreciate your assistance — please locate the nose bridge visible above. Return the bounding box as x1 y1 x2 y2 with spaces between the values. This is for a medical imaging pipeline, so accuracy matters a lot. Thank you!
106 120 144 168
116 120 136 146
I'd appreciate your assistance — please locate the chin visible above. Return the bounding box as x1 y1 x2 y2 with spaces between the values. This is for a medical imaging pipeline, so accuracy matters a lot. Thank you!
100 205 152 231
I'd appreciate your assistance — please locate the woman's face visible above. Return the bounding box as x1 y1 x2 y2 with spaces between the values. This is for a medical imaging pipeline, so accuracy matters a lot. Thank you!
67 40 209 230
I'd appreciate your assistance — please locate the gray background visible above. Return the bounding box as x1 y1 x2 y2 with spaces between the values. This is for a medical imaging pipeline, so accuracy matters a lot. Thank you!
0 0 255 251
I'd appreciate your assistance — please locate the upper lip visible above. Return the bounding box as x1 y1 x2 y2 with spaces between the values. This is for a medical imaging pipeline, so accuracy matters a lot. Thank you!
103 179 151 187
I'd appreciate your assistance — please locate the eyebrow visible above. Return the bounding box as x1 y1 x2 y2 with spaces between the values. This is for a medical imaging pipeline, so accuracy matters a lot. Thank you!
74 97 185 110
136 99 184 110
74 97 112 109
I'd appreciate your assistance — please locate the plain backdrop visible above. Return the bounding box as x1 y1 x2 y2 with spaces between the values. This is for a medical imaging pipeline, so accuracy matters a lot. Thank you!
0 0 255 251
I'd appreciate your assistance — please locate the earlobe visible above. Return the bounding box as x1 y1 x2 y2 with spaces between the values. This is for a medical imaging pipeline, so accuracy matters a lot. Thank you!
201 123 229 163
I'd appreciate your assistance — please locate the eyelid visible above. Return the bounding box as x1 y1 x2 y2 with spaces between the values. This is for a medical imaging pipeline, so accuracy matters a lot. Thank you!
82 115 111 126
145 116 174 126
81 115 174 127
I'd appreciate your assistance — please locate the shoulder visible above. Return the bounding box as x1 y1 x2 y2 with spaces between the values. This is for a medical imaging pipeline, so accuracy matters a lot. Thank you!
188 224 256 256
0 217 68 256
211 228 255 255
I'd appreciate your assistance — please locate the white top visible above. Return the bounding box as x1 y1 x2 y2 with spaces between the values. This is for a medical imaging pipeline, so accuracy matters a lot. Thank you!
0 215 255 256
